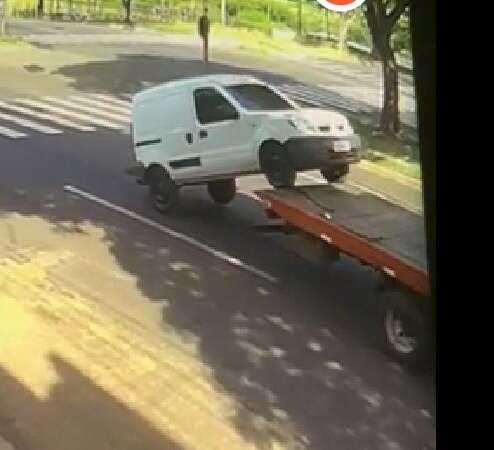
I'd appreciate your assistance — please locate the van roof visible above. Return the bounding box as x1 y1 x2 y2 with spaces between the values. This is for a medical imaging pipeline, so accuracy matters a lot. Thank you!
132 74 265 103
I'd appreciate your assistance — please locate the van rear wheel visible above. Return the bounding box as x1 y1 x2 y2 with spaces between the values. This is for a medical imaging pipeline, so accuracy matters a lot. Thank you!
260 142 296 188
207 179 236 205
147 166 179 213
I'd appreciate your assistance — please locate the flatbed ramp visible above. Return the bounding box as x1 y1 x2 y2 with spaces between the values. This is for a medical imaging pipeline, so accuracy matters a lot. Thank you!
256 184 429 296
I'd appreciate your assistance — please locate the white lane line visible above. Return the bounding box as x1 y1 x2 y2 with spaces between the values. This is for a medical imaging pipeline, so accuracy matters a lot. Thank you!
42 96 129 123
16 99 123 130
279 87 353 110
280 91 326 107
0 101 95 132
0 111 62 135
299 173 326 184
0 124 27 139
277 84 363 111
63 185 278 284
69 96 130 115
90 94 131 108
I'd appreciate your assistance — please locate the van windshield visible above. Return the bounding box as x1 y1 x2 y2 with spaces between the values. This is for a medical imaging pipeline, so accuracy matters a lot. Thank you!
225 84 296 111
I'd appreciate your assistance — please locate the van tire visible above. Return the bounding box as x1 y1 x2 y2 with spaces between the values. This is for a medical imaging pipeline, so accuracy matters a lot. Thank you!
147 166 179 213
207 179 236 205
320 164 349 183
260 141 296 188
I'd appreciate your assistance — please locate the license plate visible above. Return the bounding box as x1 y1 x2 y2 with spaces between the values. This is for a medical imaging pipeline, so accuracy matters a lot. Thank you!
333 140 351 153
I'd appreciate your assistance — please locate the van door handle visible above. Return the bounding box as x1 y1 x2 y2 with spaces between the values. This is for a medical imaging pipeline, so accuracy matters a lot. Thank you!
185 132 193 144
199 130 208 139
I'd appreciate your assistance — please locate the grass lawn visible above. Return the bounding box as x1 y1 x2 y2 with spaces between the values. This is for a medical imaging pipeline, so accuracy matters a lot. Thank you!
351 120 421 180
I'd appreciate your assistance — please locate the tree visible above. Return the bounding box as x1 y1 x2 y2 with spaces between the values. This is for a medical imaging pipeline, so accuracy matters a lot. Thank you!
364 0 410 135
297 0 302 36
122 0 131 23
37 0 44 16
338 12 355 52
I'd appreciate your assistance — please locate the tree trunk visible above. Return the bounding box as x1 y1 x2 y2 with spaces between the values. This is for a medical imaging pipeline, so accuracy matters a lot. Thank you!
37 0 44 17
379 43 400 134
325 10 329 41
122 0 131 23
297 0 302 37
338 13 353 52
221 0 226 26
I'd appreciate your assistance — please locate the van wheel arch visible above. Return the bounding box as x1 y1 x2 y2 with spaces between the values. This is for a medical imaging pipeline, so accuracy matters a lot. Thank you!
144 163 166 184
258 140 296 188
258 139 284 165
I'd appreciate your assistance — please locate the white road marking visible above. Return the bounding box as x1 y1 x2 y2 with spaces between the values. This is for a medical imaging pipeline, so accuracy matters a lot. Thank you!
42 96 129 123
277 84 368 113
63 185 278 284
0 124 27 139
299 173 326 184
0 111 62 135
16 98 123 130
90 94 131 108
0 101 95 131
69 95 130 115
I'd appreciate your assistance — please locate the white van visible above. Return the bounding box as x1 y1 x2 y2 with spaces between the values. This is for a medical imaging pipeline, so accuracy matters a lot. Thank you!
131 74 361 212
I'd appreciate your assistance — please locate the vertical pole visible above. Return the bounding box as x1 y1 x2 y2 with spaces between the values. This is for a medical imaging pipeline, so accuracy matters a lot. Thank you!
297 0 302 37
325 8 329 41
221 0 226 26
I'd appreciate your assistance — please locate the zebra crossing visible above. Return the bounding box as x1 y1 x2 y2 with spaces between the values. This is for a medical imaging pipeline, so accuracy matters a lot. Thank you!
0 83 416 141
0 93 131 140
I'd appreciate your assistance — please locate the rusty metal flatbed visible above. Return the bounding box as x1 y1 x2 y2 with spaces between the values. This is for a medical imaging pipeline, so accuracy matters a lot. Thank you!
256 184 429 297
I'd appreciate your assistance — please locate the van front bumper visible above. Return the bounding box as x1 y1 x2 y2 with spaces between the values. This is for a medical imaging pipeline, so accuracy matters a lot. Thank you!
284 134 362 170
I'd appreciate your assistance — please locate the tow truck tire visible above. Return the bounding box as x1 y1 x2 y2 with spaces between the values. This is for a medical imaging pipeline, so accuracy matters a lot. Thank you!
207 179 236 205
260 141 296 188
320 164 349 183
380 290 432 369
147 166 179 213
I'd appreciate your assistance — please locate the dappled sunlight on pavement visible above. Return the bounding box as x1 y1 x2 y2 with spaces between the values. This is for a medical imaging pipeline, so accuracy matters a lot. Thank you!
0 218 298 450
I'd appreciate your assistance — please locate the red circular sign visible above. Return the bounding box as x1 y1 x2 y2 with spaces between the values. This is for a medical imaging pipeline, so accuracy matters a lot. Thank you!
317 0 367 12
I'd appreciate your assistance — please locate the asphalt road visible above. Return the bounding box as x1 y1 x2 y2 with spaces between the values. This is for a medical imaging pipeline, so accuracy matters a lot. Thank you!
0 20 434 450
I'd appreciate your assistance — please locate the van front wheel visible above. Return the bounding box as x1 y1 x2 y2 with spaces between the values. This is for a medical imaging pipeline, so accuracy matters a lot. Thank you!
260 142 296 188
320 164 349 183
207 179 236 205
147 166 179 213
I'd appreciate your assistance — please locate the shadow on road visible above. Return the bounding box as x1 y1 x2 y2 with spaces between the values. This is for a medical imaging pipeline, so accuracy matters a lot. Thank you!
51 52 381 117
0 355 184 450
0 177 435 450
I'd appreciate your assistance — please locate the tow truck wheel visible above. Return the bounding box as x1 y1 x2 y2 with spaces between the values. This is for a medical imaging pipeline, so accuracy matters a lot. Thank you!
260 142 296 188
207 179 236 205
320 164 349 183
381 291 432 369
147 166 179 213
381 290 431 369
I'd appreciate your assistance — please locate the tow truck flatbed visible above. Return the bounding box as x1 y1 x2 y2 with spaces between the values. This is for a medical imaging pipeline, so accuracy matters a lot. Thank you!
255 183 431 366
256 183 428 293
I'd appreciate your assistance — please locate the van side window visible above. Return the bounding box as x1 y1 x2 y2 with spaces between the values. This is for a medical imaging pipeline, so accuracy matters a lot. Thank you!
194 88 239 124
